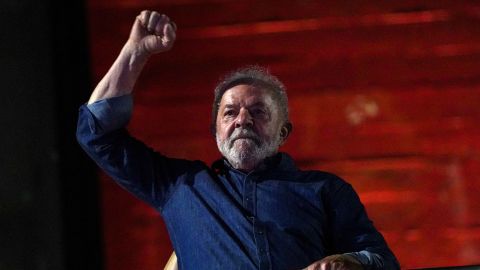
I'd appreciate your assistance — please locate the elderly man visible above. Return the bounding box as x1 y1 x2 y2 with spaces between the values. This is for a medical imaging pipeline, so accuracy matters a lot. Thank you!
77 10 400 270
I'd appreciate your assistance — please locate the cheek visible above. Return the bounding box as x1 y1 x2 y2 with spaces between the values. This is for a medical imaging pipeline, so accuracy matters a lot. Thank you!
258 120 279 135
263 124 282 140
216 121 231 140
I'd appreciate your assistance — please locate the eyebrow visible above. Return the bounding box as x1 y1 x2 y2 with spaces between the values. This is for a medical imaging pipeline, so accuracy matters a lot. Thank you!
223 104 236 109
223 102 268 109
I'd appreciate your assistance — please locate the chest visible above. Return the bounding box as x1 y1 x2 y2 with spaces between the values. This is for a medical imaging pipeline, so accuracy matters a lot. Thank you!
162 170 331 269
218 171 328 235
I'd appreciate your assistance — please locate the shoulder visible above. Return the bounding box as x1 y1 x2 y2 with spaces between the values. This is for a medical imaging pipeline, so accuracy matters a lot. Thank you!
155 156 211 178
277 153 345 183
292 169 349 191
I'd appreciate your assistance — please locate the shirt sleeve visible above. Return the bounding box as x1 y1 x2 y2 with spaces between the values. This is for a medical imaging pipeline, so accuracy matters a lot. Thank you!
325 180 401 270
86 94 133 133
77 94 203 210
343 251 386 269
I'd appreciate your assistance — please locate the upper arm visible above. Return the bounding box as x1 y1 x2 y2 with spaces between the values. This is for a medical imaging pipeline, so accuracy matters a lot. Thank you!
76 104 197 209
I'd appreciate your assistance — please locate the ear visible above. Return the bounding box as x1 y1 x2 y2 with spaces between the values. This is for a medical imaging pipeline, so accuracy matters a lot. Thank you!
279 122 292 144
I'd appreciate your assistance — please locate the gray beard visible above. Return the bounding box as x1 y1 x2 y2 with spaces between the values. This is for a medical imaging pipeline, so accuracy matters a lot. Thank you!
216 127 282 171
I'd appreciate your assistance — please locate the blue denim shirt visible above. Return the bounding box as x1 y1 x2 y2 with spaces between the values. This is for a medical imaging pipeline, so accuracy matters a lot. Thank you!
77 95 400 270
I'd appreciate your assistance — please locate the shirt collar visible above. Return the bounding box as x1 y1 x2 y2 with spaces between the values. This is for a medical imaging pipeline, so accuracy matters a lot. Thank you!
211 152 297 175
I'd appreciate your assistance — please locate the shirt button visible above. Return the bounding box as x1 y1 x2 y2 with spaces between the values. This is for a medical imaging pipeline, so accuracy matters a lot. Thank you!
245 197 250 201
257 230 263 235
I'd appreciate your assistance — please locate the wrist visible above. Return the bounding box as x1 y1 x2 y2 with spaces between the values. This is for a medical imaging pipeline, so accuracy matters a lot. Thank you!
122 40 151 64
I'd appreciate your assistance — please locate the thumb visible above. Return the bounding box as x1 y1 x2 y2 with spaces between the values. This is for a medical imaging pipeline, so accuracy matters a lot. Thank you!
162 23 176 47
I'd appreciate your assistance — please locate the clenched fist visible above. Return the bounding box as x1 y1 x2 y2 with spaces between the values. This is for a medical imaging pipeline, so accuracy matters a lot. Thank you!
128 10 177 56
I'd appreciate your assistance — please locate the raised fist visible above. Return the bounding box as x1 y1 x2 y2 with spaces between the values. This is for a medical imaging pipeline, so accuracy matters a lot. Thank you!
128 10 177 55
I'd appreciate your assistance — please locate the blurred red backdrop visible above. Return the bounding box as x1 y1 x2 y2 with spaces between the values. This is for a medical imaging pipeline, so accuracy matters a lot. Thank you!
86 1 480 269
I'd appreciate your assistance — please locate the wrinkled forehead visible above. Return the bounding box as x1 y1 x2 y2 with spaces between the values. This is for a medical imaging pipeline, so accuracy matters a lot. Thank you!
219 84 276 108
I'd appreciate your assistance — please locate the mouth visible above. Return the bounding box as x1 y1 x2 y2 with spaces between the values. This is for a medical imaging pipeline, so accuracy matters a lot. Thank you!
234 136 254 141
227 129 261 147
230 136 260 148
232 137 254 146
232 134 259 142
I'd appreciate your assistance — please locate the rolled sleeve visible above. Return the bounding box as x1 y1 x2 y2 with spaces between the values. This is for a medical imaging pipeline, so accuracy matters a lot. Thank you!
86 94 133 133
344 251 385 270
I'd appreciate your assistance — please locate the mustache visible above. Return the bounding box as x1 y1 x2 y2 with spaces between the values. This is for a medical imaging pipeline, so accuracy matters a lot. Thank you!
228 128 261 147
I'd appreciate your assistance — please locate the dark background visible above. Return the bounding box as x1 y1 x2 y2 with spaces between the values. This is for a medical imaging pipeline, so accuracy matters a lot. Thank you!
0 1 102 269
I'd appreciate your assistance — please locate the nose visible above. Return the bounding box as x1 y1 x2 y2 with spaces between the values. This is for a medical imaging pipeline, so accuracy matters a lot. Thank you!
235 108 253 128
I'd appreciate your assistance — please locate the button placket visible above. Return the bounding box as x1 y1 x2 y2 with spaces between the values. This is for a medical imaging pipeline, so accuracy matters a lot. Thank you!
253 218 271 269
243 175 255 213
248 175 271 270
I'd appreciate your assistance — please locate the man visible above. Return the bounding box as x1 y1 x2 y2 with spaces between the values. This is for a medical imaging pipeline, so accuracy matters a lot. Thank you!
77 10 400 270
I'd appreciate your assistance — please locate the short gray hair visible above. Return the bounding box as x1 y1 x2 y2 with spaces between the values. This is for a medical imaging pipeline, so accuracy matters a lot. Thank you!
210 65 290 135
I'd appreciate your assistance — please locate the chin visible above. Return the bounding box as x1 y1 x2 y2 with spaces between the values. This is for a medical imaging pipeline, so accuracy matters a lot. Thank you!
229 149 263 169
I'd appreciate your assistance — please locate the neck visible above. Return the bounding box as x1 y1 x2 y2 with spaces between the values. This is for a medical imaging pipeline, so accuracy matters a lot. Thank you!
227 158 258 173
226 152 280 173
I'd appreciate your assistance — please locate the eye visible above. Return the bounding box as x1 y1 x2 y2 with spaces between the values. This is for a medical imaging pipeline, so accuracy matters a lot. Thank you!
224 110 236 117
251 108 267 118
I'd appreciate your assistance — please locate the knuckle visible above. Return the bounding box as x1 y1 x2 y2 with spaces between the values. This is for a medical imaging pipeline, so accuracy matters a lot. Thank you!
163 15 171 22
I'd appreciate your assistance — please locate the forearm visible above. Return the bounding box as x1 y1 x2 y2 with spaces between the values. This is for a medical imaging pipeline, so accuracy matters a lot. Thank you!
328 182 400 269
88 10 176 104
88 41 149 104
346 250 400 270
